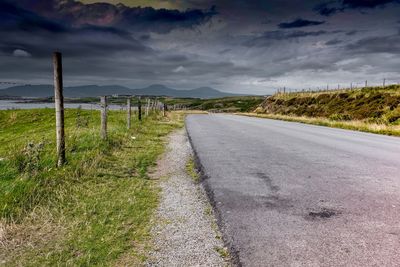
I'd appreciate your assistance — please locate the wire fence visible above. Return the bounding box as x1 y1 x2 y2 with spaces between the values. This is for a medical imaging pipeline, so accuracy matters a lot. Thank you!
273 79 400 95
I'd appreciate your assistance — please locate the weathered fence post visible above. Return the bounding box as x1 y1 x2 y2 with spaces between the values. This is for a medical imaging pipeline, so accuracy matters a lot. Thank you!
100 96 107 139
147 98 151 116
138 96 142 121
127 97 131 129
53 52 66 167
163 103 167 117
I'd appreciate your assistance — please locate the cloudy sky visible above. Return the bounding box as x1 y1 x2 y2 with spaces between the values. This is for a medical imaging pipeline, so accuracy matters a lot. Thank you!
1 0 400 94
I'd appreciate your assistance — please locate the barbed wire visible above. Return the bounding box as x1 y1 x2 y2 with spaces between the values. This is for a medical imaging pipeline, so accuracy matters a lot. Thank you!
274 79 400 94
0 81 33 86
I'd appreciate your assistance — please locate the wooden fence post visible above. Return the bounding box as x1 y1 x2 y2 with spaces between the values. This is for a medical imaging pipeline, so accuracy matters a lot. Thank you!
100 96 107 139
146 98 150 116
53 52 66 167
127 97 131 129
163 103 166 117
138 96 142 121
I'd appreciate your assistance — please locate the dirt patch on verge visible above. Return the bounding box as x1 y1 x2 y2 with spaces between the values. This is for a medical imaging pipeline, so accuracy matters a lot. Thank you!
146 129 229 266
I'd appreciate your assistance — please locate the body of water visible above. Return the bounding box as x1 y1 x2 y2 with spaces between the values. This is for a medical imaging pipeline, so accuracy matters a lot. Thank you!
0 100 135 111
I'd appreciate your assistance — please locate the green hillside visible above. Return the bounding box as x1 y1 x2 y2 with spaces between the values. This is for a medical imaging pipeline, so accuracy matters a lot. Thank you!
257 85 400 124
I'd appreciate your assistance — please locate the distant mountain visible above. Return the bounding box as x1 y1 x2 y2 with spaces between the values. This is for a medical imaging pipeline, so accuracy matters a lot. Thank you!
0 84 241 99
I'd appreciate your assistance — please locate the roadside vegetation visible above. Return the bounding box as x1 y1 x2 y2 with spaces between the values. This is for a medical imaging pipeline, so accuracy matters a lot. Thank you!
164 96 265 112
0 108 183 266
250 85 400 136
185 157 200 183
21 95 266 114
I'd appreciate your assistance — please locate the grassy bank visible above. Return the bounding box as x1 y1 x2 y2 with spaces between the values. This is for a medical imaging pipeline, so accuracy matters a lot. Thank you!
252 85 400 136
240 113 400 136
164 96 265 112
0 108 183 266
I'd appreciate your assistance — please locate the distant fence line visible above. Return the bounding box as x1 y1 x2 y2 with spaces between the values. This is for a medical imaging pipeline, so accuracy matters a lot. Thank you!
50 52 188 167
274 79 400 95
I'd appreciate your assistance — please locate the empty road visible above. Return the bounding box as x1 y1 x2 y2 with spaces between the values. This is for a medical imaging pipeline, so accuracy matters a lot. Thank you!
186 114 400 267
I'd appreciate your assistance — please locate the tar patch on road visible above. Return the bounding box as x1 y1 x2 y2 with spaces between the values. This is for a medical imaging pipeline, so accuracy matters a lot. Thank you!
307 208 339 220
255 172 280 193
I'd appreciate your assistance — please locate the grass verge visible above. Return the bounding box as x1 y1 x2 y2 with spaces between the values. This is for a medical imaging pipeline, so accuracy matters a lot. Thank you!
185 156 200 183
0 108 183 266
239 112 400 137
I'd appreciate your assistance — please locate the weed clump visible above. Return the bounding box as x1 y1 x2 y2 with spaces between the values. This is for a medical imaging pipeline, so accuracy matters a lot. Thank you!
13 141 45 173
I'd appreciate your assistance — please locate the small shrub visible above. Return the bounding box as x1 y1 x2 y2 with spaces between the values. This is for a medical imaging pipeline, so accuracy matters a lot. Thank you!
254 107 264 114
76 106 89 128
12 142 45 173
383 108 400 124
329 113 351 121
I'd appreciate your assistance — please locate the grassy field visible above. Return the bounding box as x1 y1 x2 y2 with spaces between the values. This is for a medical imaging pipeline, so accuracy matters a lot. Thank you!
23 95 266 114
0 108 183 266
252 85 400 136
164 96 265 112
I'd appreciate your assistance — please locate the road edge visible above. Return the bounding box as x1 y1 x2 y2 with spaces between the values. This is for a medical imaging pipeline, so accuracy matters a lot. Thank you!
185 115 242 267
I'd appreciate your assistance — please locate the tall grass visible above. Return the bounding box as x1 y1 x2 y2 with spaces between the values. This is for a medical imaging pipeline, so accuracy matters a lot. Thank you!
251 85 400 136
0 108 183 266
240 113 400 136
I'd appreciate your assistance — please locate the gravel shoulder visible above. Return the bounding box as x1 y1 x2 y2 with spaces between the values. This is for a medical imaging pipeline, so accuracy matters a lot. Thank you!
146 129 229 266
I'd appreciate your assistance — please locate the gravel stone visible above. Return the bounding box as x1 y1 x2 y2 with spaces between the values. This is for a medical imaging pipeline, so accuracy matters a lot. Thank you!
146 129 228 267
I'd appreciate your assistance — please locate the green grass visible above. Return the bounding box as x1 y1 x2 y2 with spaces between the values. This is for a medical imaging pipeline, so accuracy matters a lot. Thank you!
164 96 265 112
240 113 400 136
0 108 183 266
258 85 400 122
185 157 200 183
252 85 400 136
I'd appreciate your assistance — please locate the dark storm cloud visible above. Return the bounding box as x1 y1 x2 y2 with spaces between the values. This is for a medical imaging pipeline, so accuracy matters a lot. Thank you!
118 6 217 33
346 34 400 54
314 0 400 16
278 18 325 29
325 38 343 45
313 3 342 16
346 30 358 35
0 1 150 58
0 1 67 33
0 0 216 59
244 30 329 47
1 0 400 93
15 0 217 34
342 0 399 8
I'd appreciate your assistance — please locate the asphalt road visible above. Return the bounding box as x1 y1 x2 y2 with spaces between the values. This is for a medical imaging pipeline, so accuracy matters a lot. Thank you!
186 114 400 267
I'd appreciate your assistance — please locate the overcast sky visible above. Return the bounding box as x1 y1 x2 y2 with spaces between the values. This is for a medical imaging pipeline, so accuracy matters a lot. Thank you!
1 0 400 94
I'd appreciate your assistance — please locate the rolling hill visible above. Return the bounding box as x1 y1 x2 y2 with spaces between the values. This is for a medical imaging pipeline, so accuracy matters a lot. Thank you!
0 84 241 99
